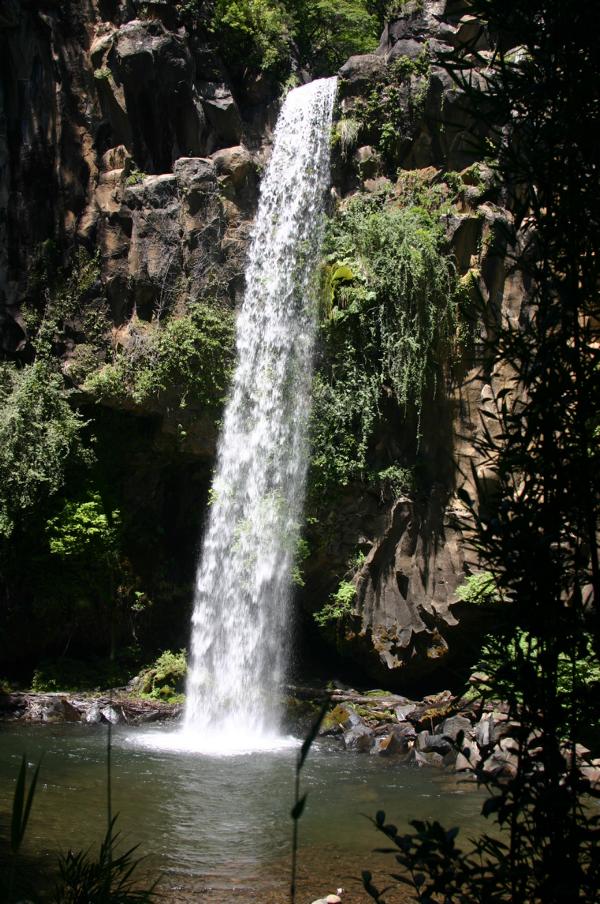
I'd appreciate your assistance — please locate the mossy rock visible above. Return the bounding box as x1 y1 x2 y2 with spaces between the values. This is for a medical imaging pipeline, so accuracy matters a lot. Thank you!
320 703 355 733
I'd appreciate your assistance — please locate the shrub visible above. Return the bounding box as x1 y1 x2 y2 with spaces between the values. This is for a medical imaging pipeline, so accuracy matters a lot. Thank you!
374 464 415 500
137 650 187 703
334 117 361 157
314 579 356 626
209 0 380 78
310 192 461 492
211 0 294 74
0 362 92 538
25 247 107 360
455 570 500 605
47 492 120 560
85 303 235 410
352 53 431 166
30 657 132 692
290 0 380 74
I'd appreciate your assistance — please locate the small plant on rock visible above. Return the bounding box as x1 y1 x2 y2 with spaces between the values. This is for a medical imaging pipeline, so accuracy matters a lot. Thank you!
314 580 356 626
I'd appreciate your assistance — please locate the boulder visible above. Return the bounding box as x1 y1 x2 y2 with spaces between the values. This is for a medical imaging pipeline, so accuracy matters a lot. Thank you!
409 748 445 768
354 145 381 179
338 54 387 92
211 146 255 188
440 715 473 741
475 717 493 748
371 724 414 756
199 81 243 146
26 696 81 723
455 739 481 770
394 702 417 721
416 730 451 755
100 705 123 725
84 703 103 724
483 746 518 780
343 724 374 752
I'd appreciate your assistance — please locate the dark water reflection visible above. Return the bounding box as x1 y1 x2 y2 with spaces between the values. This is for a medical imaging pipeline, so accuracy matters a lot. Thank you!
0 723 488 902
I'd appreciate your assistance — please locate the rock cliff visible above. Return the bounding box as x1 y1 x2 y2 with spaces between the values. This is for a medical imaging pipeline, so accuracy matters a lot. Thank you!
0 0 525 690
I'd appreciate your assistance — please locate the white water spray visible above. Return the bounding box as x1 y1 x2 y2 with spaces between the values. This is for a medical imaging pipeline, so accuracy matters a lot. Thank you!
181 77 337 752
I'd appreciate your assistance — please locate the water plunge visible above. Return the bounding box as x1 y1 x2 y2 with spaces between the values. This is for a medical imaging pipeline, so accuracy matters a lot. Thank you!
182 77 337 753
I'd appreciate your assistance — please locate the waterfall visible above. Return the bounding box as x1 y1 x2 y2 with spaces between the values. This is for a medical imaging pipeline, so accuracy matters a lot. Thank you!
182 77 337 752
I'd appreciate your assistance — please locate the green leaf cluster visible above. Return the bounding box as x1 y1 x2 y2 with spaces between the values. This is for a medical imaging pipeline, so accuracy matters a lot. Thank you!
472 630 600 730
290 0 379 73
313 579 356 626
209 0 380 77
211 0 294 73
455 570 499 606
352 52 431 166
85 303 235 410
47 492 120 561
310 191 460 492
55 816 159 903
0 362 91 538
24 247 107 361
137 649 187 703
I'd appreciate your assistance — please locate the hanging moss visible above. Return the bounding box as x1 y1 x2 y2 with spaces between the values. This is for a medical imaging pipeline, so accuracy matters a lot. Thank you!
310 189 464 494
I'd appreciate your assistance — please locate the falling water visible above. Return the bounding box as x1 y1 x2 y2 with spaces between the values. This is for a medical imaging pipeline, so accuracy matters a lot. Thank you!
182 77 337 752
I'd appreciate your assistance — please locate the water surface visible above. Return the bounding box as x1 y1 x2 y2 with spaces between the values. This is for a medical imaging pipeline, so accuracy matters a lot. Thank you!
0 723 487 902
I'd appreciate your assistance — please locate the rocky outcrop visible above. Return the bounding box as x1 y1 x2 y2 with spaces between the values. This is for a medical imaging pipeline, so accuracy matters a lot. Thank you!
0 690 182 724
299 1 526 687
0 0 275 356
1 0 527 687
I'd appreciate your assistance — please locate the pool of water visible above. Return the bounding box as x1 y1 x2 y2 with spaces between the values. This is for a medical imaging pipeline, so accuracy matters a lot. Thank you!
0 722 487 902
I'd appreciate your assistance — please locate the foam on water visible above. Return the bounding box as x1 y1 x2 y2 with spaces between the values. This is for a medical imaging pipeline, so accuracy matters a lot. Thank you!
126 726 299 757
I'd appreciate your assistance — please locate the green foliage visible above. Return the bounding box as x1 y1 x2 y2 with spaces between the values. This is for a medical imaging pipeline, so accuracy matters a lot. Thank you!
211 0 294 73
210 0 379 77
352 53 431 166
124 167 146 186
1 758 158 903
289 0 379 74
365 3 600 899
291 537 311 588
137 649 187 702
93 67 111 81
10 756 40 856
0 756 42 903
313 579 356 626
55 816 159 903
333 117 361 158
362 813 511 904
455 570 499 606
55 818 159 903
25 247 107 360
0 362 92 538
47 492 120 561
474 630 600 713
85 303 235 410
310 191 460 492
374 464 415 500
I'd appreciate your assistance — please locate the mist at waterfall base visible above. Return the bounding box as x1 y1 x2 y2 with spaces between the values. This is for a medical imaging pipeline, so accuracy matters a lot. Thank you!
138 78 337 756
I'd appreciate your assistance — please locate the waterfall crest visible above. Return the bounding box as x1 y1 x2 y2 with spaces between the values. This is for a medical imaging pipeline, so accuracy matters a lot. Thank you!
183 77 337 752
